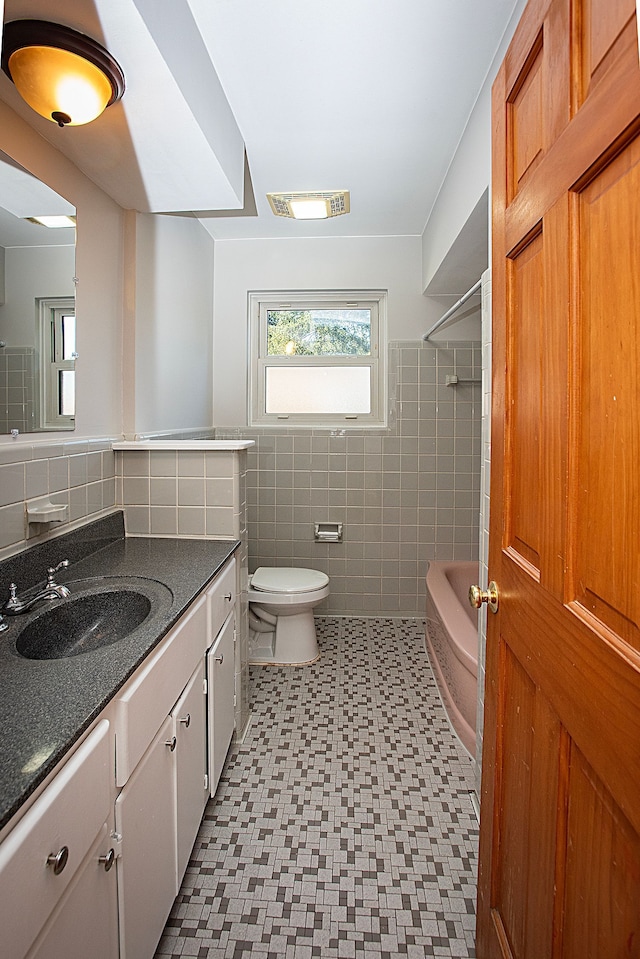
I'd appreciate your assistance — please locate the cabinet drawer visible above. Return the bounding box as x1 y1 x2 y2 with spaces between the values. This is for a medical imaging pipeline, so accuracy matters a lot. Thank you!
0 720 111 959
114 593 206 786
207 557 236 642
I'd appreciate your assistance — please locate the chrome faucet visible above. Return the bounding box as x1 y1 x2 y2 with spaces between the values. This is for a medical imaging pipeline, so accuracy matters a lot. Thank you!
4 560 71 615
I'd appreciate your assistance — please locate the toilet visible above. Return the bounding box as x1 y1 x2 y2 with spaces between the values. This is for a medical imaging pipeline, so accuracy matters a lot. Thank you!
248 567 329 665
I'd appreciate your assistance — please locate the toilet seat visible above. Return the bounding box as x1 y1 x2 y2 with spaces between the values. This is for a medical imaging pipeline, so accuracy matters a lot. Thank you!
251 567 329 594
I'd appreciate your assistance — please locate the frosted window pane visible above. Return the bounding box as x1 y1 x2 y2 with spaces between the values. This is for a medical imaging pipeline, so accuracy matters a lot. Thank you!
266 366 370 414
59 370 75 416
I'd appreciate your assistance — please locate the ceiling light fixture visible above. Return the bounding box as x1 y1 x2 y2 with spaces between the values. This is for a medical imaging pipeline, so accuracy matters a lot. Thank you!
1 20 125 128
26 215 76 229
267 190 350 220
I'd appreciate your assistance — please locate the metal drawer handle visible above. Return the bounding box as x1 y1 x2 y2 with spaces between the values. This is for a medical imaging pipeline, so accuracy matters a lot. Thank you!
47 846 69 875
214 654 224 664
165 736 177 752
224 592 232 601
179 713 191 728
99 848 115 872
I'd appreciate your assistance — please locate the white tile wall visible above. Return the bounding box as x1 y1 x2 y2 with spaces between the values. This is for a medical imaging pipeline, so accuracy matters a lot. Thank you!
0 438 116 559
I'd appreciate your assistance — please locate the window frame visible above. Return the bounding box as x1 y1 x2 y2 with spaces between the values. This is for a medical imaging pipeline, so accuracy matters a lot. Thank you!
38 297 76 430
248 290 387 428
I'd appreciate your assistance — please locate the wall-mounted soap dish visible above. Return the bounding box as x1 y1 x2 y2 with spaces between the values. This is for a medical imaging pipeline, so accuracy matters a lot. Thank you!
26 501 69 525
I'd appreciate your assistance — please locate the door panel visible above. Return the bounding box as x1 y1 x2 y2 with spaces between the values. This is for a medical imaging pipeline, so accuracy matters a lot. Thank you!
506 0 571 205
493 647 561 959
563 747 640 957
577 0 636 105
479 0 640 954
574 138 640 645
509 35 545 195
507 229 543 574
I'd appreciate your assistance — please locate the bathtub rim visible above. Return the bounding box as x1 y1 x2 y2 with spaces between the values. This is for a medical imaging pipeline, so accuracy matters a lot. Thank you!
425 559 479 680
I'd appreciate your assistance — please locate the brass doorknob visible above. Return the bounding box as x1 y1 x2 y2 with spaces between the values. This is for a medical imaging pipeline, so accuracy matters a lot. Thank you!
469 582 499 614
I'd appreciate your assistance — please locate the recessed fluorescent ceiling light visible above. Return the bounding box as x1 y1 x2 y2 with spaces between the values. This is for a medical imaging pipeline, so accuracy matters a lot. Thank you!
267 191 350 219
26 215 76 228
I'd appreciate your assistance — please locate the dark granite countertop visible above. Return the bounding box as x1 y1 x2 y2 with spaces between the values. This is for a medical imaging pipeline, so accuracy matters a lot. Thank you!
0 513 238 831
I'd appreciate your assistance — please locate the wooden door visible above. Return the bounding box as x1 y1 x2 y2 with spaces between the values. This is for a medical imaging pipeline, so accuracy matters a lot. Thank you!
478 0 640 956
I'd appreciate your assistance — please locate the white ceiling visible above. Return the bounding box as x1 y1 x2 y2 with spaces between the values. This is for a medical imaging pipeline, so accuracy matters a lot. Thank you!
0 0 520 241
190 0 519 240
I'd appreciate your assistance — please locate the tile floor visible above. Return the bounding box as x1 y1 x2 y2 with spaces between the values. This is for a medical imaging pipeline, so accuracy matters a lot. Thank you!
155 617 478 958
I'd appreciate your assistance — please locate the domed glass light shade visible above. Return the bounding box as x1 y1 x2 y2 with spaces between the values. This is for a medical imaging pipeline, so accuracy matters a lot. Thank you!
1 20 125 127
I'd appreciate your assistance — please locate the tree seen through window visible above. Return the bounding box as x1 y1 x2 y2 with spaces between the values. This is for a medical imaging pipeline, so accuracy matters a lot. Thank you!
267 309 371 356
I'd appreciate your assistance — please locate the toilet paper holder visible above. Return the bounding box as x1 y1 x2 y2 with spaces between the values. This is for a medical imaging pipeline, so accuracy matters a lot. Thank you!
314 522 343 543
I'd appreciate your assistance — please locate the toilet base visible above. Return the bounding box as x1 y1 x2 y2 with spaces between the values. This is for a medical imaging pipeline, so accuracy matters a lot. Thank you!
248 609 320 666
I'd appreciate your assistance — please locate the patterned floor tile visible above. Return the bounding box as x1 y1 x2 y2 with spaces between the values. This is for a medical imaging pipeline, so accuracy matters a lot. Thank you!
155 617 478 958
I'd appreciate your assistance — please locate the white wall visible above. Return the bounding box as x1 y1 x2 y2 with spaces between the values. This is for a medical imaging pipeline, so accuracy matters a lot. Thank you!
0 99 124 441
212 235 434 426
0 246 76 346
421 0 527 291
129 213 214 435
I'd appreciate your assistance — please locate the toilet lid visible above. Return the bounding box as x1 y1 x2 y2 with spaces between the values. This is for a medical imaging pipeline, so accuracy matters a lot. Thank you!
251 567 329 594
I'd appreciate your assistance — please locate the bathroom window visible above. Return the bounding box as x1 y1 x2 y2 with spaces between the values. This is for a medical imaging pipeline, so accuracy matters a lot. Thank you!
249 291 387 427
39 297 76 429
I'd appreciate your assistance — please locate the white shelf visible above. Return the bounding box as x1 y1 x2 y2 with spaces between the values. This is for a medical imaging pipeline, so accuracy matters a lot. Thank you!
112 441 254 451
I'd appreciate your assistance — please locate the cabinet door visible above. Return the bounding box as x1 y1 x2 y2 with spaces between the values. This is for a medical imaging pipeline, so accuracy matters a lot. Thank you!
115 715 177 959
207 613 236 797
173 659 208 890
26 824 118 959
0 720 111 959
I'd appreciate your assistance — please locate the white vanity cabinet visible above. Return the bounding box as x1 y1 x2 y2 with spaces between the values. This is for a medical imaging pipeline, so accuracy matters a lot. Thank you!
0 719 116 959
0 552 238 959
114 594 208 959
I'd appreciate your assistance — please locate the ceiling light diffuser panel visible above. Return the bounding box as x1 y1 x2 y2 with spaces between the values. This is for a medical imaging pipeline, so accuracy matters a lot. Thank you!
267 190 350 219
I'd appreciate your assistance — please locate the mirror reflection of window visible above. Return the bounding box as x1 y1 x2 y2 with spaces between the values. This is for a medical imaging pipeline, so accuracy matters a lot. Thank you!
40 297 76 429
0 148 76 433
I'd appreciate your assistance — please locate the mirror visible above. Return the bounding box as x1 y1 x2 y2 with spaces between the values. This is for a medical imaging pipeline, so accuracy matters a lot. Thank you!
0 150 76 433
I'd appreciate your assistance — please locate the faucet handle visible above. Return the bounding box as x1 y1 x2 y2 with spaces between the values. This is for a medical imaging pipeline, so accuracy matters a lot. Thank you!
47 560 69 584
5 584 21 613
0 590 8 631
